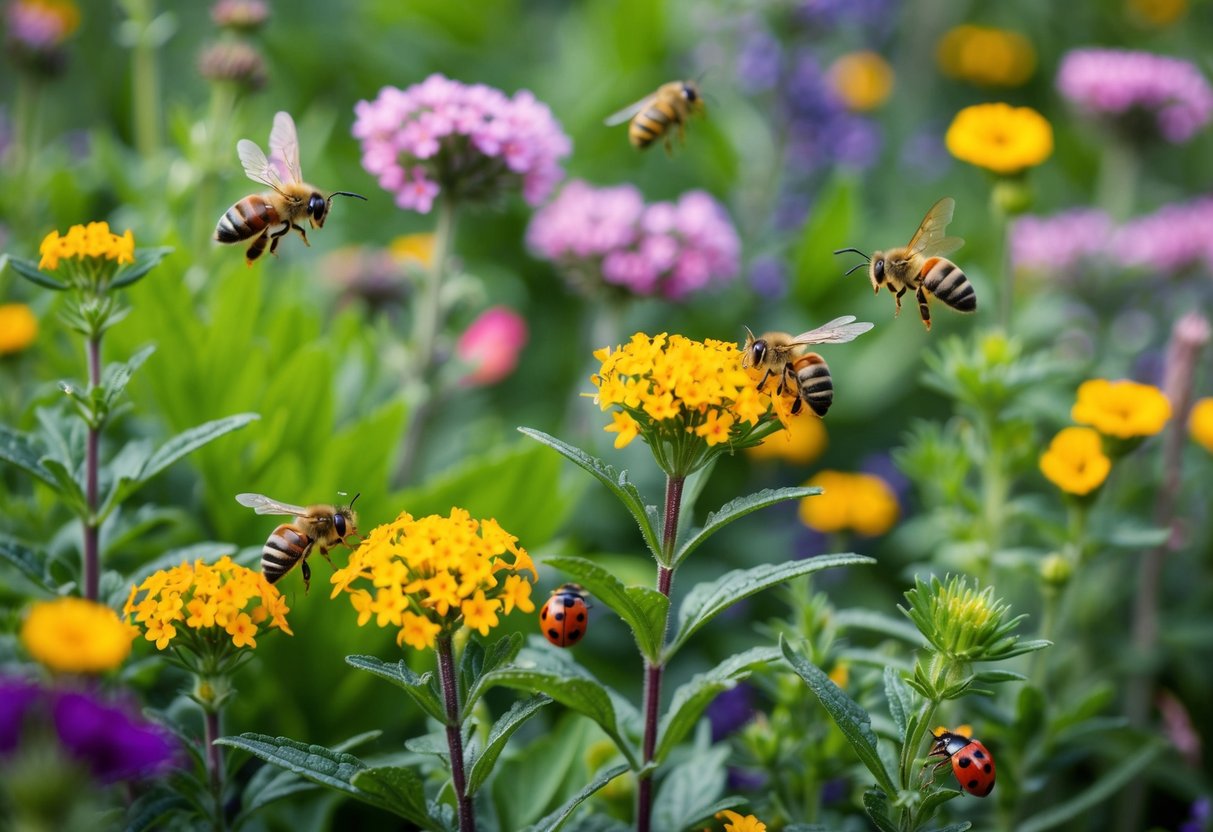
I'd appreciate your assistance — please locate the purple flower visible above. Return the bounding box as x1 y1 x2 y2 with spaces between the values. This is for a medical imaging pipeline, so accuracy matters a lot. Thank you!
1111 197 1213 273
527 180 740 301
1057 48 1213 143
748 256 788 299
0 676 41 753
52 691 178 783
1011 209 1113 276
707 683 757 742
736 29 783 93
352 74 572 214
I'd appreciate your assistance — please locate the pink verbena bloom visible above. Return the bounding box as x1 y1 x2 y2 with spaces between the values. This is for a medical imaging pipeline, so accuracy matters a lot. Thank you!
527 179 740 301
352 74 571 214
1011 209 1113 276
1111 197 1213 274
1057 48 1213 143
456 306 529 386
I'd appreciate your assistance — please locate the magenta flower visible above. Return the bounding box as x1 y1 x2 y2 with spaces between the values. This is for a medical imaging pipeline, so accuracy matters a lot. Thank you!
1111 197 1213 274
1057 48 1213 143
456 306 529 386
527 180 740 300
1011 209 1113 276
352 74 572 214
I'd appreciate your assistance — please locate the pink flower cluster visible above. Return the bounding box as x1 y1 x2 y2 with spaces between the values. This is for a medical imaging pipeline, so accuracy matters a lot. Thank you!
352 74 572 214
1012 198 1213 277
457 306 529 386
526 180 740 300
1057 48 1213 143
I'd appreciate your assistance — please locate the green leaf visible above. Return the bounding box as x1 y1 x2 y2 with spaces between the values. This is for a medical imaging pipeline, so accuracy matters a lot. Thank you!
862 788 899 832
673 486 822 567
782 639 898 796
463 633 525 716
792 174 858 307
40 457 87 514
0 425 56 487
518 764 629 832
651 744 729 832
404 730 451 761
141 413 260 483
918 788 963 826
679 798 749 831
111 246 173 289
239 730 382 818
480 647 641 770
834 609 929 646
519 428 661 560
924 824 972 832
467 695 552 795
101 345 156 413
122 793 191 832
6 256 68 290
655 646 780 762
668 555 874 658
884 667 915 743
0 537 53 593
540 555 669 663
991 638 1052 660
351 764 433 827
345 655 447 725
1017 744 1162 832
973 669 1027 684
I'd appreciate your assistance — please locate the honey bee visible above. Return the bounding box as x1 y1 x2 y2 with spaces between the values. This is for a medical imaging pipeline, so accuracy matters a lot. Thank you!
604 80 704 151
742 316 874 417
834 197 976 330
235 492 360 592
215 111 366 265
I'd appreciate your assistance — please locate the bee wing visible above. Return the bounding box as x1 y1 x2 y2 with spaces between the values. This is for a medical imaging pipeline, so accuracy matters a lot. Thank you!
235 493 311 517
604 93 656 126
236 139 284 191
269 111 304 184
907 197 964 257
788 315 876 346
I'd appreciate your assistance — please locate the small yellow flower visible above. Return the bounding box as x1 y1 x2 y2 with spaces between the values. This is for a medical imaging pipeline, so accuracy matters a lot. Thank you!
1190 397 1213 453
946 103 1053 174
398 611 441 650
936 25 1036 87
500 574 535 614
461 590 502 636
1039 427 1111 495
226 612 257 649
21 597 133 673
715 810 767 832
390 232 436 268
0 303 39 356
799 471 899 536
828 51 894 111
604 410 641 449
1072 379 1171 439
39 222 136 272
828 661 850 689
746 411 827 464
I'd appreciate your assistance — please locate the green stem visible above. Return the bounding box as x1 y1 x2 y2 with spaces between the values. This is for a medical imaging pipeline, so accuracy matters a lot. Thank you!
127 0 162 158
436 634 475 832
204 706 226 832
1095 136 1140 222
191 82 238 272
979 425 1007 582
83 333 102 600
900 697 942 831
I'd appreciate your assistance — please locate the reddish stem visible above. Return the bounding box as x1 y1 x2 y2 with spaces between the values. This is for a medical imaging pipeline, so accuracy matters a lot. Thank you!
437 634 475 832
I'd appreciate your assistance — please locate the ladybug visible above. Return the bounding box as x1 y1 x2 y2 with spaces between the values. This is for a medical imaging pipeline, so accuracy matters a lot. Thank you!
539 583 590 647
928 727 995 797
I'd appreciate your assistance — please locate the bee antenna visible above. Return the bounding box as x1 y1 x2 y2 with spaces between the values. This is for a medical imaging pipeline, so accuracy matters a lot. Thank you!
833 247 869 260
743 325 756 341
348 492 361 509
843 262 869 276
328 191 368 202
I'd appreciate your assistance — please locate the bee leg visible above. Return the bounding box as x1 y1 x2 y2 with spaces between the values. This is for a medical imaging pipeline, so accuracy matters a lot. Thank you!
790 395 803 416
268 223 292 256
245 231 270 265
301 558 311 594
758 368 774 391
916 286 932 331
894 287 906 316
292 223 310 247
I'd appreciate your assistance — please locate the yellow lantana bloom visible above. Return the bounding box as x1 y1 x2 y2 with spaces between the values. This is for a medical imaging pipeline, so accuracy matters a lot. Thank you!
39 222 135 271
799 470 899 536
1039 427 1111 495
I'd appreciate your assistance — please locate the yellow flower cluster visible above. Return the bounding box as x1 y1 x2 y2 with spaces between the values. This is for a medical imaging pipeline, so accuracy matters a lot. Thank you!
1072 379 1171 439
746 411 827 465
1039 427 1111 495
828 51 894 111
592 333 778 452
1190 397 1213 454
329 507 537 651
714 810 766 832
38 221 135 272
124 556 292 651
937 25 1036 87
799 470 899 536
0 303 39 356
21 597 133 674
946 103 1053 175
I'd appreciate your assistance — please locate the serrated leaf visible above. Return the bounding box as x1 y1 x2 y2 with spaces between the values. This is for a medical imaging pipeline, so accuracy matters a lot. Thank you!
7 256 68 290
673 486 822 567
862 788 899 832
540 554 669 662
404 730 451 761
467 695 552 795
519 428 661 560
101 345 156 412
240 730 382 818
122 793 191 832
1017 744 1161 832
668 555 873 658
885 667 915 742
655 647 780 762
352 765 433 827
110 247 173 289
480 647 640 770
345 655 447 724
0 537 53 592
518 764 629 832
0 425 56 487
783 639 898 796
464 632 525 716
652 744 729 832
141 413 259 483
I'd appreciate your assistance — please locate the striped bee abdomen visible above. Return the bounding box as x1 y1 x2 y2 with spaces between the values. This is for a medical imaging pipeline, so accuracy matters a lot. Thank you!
795 354 834 417
921 257 976 313
215 195 277 243
629 103 674 148
261 524 312 584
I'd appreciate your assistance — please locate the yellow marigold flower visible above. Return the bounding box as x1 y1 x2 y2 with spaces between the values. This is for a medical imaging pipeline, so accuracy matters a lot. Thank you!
1072 379 1171 439
330 508 535 651
1039 427 1111 495
715 810 767 832
799 470 899 536
390 232 436 268
0 303 39 356
39 222 135 271
1190 397 1213 453
946 103 1053 175
126 556 292 652
828 51 894 111
747 410 827 464
21 597 133 673
937 25 1036 87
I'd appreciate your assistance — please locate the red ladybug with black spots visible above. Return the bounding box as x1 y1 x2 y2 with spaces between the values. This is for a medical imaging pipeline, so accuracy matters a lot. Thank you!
928 727 995 797
539 583 590 647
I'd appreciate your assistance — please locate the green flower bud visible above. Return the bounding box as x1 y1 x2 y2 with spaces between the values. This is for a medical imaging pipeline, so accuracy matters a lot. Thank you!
901 574 1034 664
1040 553 1072 588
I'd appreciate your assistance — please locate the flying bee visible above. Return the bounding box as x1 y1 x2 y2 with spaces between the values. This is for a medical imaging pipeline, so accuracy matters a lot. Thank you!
215 111 366 265
742 316 874 417
834 197 976 330
235 492 360 593
605 80 704 151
